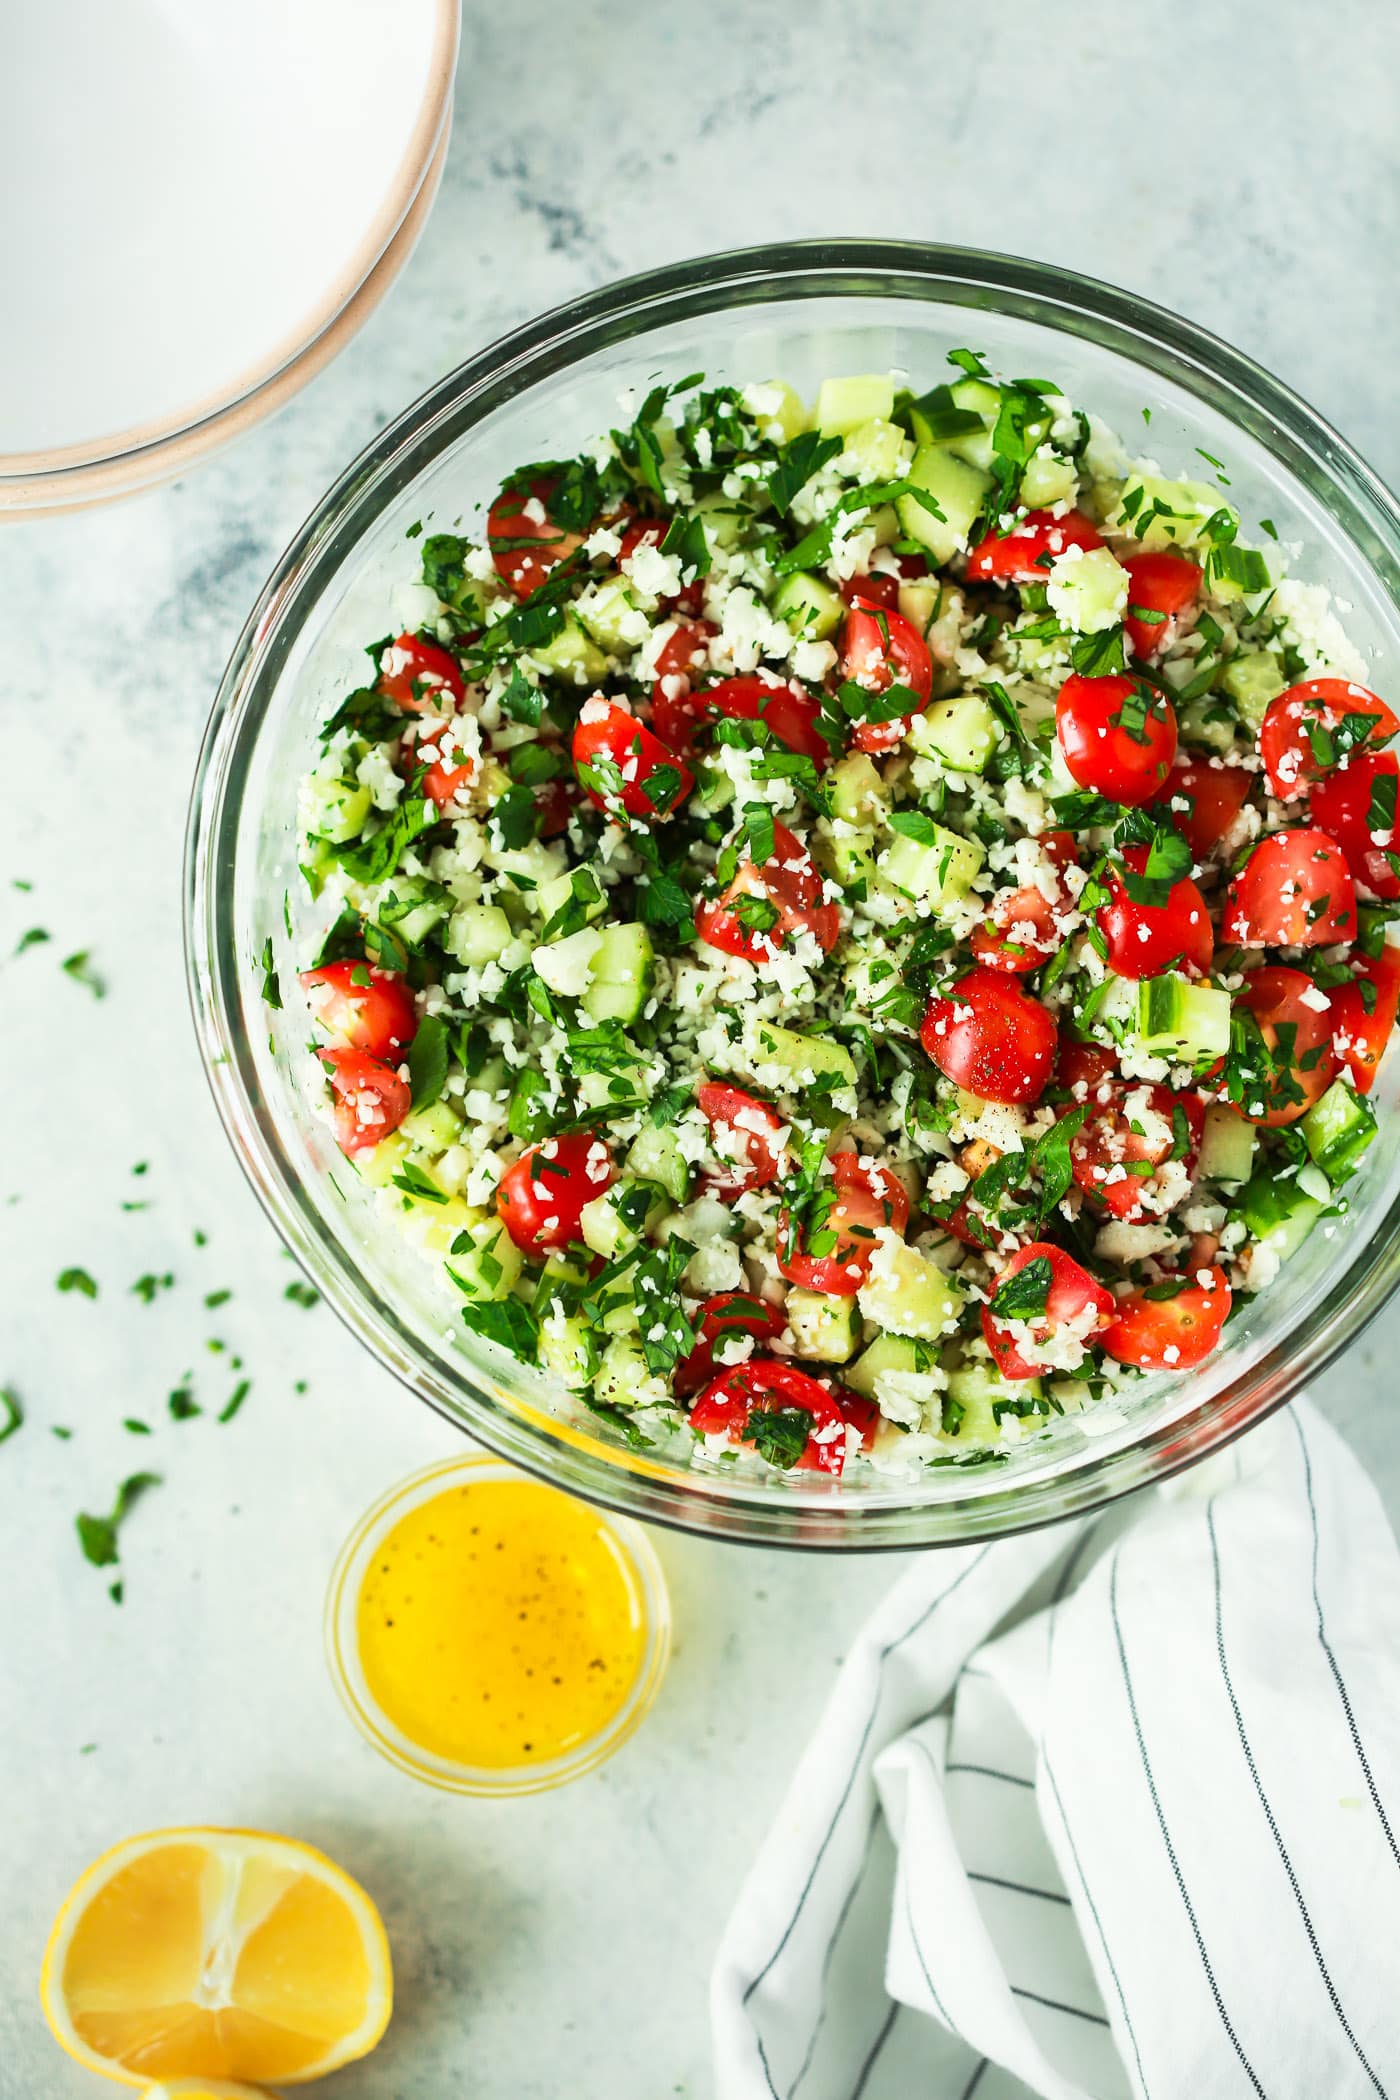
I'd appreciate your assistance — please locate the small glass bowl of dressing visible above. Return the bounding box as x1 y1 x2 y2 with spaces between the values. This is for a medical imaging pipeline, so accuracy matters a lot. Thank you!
325 1455 671 1795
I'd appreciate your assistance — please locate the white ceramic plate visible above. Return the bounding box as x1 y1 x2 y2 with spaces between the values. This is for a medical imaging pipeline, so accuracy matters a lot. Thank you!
1 0 457 472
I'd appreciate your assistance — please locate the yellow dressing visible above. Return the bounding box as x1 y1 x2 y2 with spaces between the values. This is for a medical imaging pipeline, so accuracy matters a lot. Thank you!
354 1478 648 1768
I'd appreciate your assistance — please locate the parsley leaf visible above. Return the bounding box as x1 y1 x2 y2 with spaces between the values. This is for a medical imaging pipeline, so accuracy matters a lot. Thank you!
991 1255 1053 1322
742 1405 813 1469
57 1267 98 1299
76 1472 161 1570
407 1014 450 1111
767 430 842 518
461 1296 540 1362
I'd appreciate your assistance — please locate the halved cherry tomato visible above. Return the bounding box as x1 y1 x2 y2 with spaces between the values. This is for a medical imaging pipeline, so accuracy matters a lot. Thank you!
1232 967 1339 1125
488 477 587 599
1330 942 1400 1094
966 509 1102 584
840 570 901 612
839 605 933 753
1221 827 1357 948
969 884 1061 974
706 674 831 767
617 516 705 614
321 1047 411 1156
1056 1040 1119 1098
1152 757 1251 862
533 773 580 838
689 1358 867 1474
1056 674 1177 807
1122 552 1202 660
673 1293 786 1398
1101 1268 1231 1372
1069 1084 1202 1221
496 1132 615 1255
920 968 1058 1105
696 819 840 963
981 1241 1115 1382
777 1153 910 1297
377 633 465 714
1259 679 1400 802
696 1081 788 1195
1098 846 1214 979
572 699 694 821
1310 750 1400 901
301 960 418 1061
649 619 719 752
399 712 476 811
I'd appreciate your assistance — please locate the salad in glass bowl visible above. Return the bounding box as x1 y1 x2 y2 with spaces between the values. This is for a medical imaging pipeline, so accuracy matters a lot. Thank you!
271 354 1398 1482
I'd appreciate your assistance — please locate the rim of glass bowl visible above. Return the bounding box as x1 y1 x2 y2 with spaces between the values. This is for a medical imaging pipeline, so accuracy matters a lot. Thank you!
185 238 1400 1552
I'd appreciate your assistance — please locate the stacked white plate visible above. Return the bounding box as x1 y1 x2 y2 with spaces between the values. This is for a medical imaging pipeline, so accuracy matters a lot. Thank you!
1 0 458 516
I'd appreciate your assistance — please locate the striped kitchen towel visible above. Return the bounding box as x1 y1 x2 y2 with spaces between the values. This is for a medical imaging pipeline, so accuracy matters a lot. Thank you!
711 1398 1400 2100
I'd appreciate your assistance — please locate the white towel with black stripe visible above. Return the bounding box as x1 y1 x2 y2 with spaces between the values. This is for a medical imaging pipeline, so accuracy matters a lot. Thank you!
711 1398 1400 2100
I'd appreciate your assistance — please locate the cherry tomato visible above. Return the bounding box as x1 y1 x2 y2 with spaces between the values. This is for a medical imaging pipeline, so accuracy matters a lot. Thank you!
1101 1268 1231 1372
696 1081 788 1195
301 959 418 1061
533 773 580 838
1232 967 1339 1125
488 477 587 599
673 1293 787 1398
572 699 695 822
400 712 476 811
1056 1039 1119 1099
1097 846 1214 979
321 1047 411 1157
966 509 1102 584
649 619 719 752
1056 673 1178 807
777 1153 910 1297
1259 679 1400 802
496 1132 615 1255
981 1242 1115 1382
840 570 901 612
1122 552 1202 660
920 968 1058 1105
840 605 933 754
696 819 840 964
377 633 465 714
1069 1084 1202 1221
1310 750 1400 901
1221 827 1357 948
1152 757 1251 862
617 516 705 614
689 1358 866 1474
706 674 830 767
969 883 1061 974
1330 943 1400 1094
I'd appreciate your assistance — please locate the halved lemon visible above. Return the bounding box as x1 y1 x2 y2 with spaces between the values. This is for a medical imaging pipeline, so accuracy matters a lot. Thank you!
41 1828 392 2086
141 2086 270 2098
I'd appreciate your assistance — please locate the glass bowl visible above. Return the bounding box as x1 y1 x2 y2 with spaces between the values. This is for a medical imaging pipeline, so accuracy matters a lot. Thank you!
185 240 1400 1550
324 1455 670 1795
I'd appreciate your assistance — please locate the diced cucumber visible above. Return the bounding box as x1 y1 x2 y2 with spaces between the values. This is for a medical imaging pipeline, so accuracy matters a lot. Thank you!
858 1237 964 1341
844 1332 925 1401
876 824 984 908
737 1021 857 1095
693 490 746 552
575 578 648 655
1302 1080 1376 1183
946 1361 1042 1442
829 752 890 824
538 868 606 930
896 576 942 639
1134 974 1231 1065
772 570 844 642
481 834 566 888
1222 650 1285 732
912 695 999 775
742 378 808 443
448 1217 523 1302
816 374 896 437
537 1311 597 1390
625 1121 691 1204
1045 546 1129 635
898 445 992 564
1114 472 1231 551
303 767 372 844
579 1179 664 1261
377 874 447 947
1178 696 1239 755
416 1194 482 1257
533 926 605 998
1238 1173 1324 1262
815 826 877 892
1019 449 1078 508
581 921 654 1024
401 1100 464 1153
1197 1104 1257 1187
944 377 1004 468
868 504 901 547
529 615 608 685
352 1129 413 1189
594 1332 666 1410
446 902 514 966
841 416 908 483
692 757 734 815
785 1288 860 1363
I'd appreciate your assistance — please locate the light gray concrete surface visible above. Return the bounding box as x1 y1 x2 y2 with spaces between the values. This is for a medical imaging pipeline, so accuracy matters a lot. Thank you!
3 4 1398 2093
